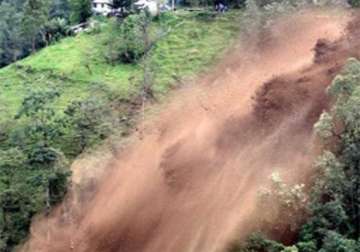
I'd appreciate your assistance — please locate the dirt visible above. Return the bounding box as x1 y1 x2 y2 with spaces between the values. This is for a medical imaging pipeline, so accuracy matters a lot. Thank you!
21 8 358 252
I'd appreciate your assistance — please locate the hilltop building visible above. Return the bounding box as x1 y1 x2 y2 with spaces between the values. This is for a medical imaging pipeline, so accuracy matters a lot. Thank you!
91 0 170 17
92 0 114 15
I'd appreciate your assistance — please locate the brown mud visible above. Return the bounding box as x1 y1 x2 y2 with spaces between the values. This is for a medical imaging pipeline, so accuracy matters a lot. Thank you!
22 8 360 252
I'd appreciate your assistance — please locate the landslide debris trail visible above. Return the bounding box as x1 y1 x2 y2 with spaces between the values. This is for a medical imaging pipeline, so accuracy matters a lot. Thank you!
24 9 356 252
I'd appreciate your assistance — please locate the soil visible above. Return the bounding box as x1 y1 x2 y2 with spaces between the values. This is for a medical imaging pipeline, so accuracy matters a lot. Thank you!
22 8 359 252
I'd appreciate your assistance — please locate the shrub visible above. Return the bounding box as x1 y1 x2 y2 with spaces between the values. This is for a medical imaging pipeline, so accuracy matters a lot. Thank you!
62 97 111 155
105 15 148 64
228 233 285 252
43 17 70 44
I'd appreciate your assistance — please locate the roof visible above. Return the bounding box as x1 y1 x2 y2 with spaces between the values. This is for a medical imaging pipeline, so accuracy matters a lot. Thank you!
92 0 113 4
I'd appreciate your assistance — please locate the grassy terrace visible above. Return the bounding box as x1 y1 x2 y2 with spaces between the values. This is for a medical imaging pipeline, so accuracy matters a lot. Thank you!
0 10 242 123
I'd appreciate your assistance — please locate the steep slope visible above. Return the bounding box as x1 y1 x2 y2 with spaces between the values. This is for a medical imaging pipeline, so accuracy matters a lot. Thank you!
23 8 354 252
0 11 242 123
0 11 243 251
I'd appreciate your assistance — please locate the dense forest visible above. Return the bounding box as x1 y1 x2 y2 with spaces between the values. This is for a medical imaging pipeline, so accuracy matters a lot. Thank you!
2 0 360 252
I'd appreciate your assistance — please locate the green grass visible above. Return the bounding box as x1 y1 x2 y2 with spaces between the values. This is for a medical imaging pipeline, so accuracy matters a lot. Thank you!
0 10 242 123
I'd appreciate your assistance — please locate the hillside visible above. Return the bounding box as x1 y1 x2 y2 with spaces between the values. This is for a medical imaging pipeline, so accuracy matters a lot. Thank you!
0 10 243 251
0 11 242 123
5 2 360 252
22 7 357 252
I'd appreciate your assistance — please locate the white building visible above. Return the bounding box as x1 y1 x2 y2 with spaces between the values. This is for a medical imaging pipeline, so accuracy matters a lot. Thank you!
92 0 114 16
92 0 169 17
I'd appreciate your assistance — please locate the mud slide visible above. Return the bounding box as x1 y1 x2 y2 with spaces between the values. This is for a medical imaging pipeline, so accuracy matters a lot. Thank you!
23 8 357 252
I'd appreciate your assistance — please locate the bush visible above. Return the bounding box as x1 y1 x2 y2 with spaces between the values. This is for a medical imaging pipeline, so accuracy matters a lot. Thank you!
228 233 285 252
0 87 71 252
43 18 70 44
105 15 147 64
62 97 111 156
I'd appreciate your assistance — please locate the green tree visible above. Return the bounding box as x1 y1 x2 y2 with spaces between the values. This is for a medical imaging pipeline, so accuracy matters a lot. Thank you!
0 86 71 251
0 188 34 251
0 148 25 188
69 0 92 24
22 0 51 52
50 0 70 19
105 15 147 64
63 97 111 155
15 88 62 149
15 87 70 213
294 58 360 251
0 2 24 65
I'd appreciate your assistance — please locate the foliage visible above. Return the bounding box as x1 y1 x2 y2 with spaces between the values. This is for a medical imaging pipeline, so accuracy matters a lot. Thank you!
0 1 25 66
22 0 51 52
0 10 242 121
62 97 111 155
0 87 73 251
293 59 360 251
105 14 149 64
0 0 71 67
348 0 360 7
69 0 92 24
50 0 70 19
233 58 360 252
258 172 307 231
15 88 62 149
314 112 335 140
229 233 295 252
43 17 70 44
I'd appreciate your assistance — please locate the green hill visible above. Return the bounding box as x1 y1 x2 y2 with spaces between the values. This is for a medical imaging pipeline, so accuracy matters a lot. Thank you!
0 10 242 123
0 10 243 251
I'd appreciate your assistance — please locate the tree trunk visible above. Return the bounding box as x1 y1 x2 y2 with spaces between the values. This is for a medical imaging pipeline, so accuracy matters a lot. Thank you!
41 31 48 47
12 51 18 63
32 37 36 53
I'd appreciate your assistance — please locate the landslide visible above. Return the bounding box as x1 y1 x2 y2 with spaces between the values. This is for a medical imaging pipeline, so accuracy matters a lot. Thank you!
22 8 356 252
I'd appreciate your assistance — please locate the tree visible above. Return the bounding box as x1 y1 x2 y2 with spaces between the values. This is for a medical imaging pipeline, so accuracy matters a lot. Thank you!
0 188 34 250
0 0 72 67
0 2 24 65
292 58 360 251
50 0 70 19
15 87 70 213
0 85 72 251
105 15 147 64
69 0 92 24
63 97 111 155
22 0 51 52
15 88 62 149
0 148 25 188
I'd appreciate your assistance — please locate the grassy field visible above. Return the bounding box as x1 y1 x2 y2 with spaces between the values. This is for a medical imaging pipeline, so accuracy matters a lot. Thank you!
0 10 242 123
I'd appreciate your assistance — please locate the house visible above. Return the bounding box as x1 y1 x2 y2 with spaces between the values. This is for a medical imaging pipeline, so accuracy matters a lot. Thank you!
91 0 169 17
134 0 159 16
92 0 114 16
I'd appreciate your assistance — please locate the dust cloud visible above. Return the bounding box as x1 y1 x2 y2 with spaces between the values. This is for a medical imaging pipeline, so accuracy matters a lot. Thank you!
22 7 357 252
